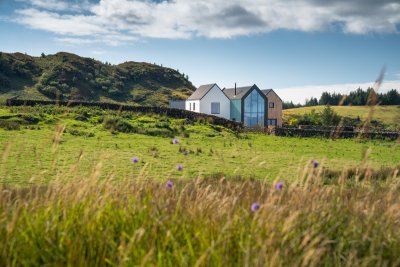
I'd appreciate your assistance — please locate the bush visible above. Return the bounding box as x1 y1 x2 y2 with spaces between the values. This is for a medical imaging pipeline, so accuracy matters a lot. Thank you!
0 120 21 130
103 116 137 133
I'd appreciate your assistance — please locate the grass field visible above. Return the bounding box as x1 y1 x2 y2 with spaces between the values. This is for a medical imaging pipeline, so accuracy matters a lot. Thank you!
0 105 399 185
283 105 400 126
1 104 400 266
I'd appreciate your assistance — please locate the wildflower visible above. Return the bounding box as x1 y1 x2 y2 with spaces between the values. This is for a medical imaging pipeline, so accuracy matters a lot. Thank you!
312 160 319 168
172 138 179 144
166 180 173 188
275 181 283 190
132 157 139 163
176 164 183 171
251 202 260 212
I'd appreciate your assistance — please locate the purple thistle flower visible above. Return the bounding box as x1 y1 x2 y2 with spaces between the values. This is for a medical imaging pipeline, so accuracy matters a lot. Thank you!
312 160 319 168
275 181 283 190
251 202 260 212
132 157 139 163
166 180 173 188
176 164 183 171
172 138 179 144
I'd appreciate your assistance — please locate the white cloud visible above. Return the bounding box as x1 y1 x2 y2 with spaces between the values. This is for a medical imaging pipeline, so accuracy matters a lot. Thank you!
275 80 400 104
11 0 400 45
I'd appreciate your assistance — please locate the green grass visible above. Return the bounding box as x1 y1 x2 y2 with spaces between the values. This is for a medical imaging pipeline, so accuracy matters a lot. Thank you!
0 105 399 185
284 105 400 126
1 105 400 266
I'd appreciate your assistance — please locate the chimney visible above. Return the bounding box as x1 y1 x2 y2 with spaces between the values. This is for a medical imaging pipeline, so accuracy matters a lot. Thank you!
234 83 237 96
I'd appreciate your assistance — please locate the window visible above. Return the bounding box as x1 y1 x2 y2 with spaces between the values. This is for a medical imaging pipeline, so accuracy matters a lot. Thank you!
189 103 192 110
268 119 277 126
269 102 275 108
243 90 265 127
193 102 196 110
211 102 220 114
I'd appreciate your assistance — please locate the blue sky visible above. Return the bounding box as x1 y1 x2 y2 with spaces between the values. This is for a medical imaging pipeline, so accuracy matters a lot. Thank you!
1 0 400 103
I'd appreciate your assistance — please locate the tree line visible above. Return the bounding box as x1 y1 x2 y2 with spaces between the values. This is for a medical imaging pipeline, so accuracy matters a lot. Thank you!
283 88 400 109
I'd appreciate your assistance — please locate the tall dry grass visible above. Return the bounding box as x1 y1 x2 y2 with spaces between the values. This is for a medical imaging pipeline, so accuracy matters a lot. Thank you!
0 164 399 266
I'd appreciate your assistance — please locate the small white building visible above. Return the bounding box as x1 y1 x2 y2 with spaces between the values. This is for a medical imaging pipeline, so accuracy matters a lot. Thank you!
185 83 231 120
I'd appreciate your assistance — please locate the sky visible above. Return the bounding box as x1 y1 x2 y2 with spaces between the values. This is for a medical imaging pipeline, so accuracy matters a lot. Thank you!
0 0 400 103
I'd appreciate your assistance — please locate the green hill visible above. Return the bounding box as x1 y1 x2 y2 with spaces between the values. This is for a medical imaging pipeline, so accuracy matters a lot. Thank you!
284 105 400 126
0 52 195 106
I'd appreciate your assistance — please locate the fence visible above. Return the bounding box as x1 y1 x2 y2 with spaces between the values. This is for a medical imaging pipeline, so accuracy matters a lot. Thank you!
6 99 243 131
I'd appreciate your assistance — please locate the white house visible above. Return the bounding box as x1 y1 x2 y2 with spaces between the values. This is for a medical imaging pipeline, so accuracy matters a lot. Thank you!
185 83 230 120
170 83 283 127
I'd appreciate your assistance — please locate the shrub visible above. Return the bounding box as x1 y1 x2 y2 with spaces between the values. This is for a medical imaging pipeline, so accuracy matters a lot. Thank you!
0 120 20 130
103 116 137 133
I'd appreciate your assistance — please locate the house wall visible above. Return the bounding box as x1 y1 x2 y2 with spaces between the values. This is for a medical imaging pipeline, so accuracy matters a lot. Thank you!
266 91 283 126
230 99 242 122
169 100 186 110
200 85 230 119
185 100 200 113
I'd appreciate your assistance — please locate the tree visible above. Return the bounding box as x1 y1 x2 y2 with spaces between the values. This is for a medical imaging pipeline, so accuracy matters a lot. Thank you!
41 53 46 58
320 105 341 126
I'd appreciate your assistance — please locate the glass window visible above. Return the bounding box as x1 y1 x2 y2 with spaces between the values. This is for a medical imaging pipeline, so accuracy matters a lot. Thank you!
268 119 277 126
243 89 265 127
189 103 192 110
193 102 196 110
211 102 220 114
269 102 275 108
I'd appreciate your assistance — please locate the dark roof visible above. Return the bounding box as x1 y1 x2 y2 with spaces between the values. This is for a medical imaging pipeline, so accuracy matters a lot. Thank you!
187 84 216 100
223 86 254 99
261 89 272 95
261 89 283 102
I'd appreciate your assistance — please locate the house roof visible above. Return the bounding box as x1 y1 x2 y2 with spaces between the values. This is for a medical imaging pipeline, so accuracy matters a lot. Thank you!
261 89 272 95
223 85 254 100
261 89 283 102
187 84 216 100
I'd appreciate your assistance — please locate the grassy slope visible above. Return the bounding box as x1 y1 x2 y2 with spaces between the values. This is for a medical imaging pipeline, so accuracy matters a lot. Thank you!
0 106 398 185
0 52 195 105
283 105 400 126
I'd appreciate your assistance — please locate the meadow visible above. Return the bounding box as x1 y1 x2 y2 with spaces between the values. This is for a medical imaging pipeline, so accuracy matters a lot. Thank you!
0 104 400 266
283 105 400 126
0 105 399 184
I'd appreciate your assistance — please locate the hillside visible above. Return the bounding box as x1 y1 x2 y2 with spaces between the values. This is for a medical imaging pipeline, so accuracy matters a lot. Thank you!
284 105 400 126
0 52 195 106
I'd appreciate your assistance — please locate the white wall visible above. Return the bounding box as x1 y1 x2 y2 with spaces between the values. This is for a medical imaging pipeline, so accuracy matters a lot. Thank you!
200 85 230 119
185 100 200 112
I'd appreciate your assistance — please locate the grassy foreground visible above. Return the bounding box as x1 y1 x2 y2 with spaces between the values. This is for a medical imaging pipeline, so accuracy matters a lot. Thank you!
1 104 400 265
1 173 400 266
283 105 400 126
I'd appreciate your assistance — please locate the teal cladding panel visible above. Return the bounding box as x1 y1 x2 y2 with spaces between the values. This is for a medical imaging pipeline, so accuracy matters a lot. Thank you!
230 100 242 122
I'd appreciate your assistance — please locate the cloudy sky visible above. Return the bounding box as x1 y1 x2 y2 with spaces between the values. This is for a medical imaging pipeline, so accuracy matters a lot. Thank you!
1 0 400 103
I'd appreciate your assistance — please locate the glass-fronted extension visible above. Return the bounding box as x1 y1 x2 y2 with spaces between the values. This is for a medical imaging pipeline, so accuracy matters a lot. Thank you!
243 90 265 127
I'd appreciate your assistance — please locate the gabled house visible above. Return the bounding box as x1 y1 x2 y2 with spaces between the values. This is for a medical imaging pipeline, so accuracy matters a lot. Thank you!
185 83 231 119
172 83 283 127
223 84 268 127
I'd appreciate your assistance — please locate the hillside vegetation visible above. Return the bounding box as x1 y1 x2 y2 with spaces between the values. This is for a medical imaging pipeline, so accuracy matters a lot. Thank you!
0 52 195 106
283 105 400 127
